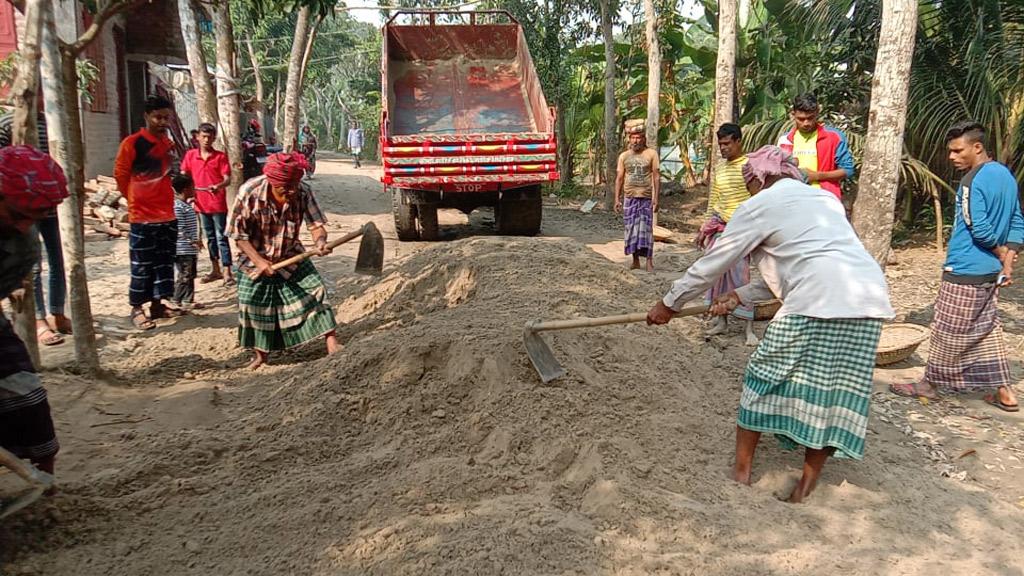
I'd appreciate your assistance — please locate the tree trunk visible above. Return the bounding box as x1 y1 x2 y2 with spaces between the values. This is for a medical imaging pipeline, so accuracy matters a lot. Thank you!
211 0 243 205
643 0 660 149
44 38 100 372
600 0 617 207
298 14 322 88
274 74 282 140
282 6 313 151
9 0 43 368
556 102 570 185
851 0 918 266
711 0 737 187
245 40 264 113
177 0 218 124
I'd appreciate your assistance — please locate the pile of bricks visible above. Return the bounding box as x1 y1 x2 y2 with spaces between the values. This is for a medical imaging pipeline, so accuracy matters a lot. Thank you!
84 175 129 241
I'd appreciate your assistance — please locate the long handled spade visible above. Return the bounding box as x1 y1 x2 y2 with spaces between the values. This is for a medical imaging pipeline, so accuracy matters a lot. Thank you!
268 221 384 275
0 447 54 519
524 304 709 383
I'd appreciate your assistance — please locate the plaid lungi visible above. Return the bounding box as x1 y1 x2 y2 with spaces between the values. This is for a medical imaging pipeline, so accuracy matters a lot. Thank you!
700 215 753 320
738 315 882 459
0 315 59 461
623 197 653 257
923 281 1010 392
129 221 177 306
236 259 337 352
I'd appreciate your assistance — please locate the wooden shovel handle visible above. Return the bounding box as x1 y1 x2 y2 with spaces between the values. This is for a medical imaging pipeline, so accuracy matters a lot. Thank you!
271 226 366 271
525 304 708 333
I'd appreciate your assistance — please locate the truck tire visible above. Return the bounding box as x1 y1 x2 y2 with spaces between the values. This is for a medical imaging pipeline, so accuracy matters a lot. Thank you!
392 188 419 241
496 187 542 236
417 204 440 241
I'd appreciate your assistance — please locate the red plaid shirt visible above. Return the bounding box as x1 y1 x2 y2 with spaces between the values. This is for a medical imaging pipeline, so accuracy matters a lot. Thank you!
227 176 326 279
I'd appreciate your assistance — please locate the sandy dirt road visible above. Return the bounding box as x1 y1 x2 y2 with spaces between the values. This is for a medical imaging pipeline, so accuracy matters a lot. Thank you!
2 154 1023 575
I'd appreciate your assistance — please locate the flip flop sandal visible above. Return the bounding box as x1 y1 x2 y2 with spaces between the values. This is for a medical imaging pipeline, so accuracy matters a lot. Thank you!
131 310 155 330
889 381 937 399
984 394 1020 413
36 326 64 346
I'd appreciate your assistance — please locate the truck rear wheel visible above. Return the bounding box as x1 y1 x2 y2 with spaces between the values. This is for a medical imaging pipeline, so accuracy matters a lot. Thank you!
417 204 440 241
496 186 542 236
392 188 419 241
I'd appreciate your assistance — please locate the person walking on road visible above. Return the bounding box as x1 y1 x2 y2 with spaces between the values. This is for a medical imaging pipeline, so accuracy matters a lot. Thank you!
890 122 1022 412
347 121 364 169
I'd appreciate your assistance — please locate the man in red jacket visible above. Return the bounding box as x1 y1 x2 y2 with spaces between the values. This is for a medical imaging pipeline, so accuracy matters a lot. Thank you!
114 95 185 330
776 93 855 200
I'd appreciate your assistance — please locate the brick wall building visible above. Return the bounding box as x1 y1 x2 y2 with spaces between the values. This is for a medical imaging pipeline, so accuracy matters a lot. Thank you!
3 0 186 177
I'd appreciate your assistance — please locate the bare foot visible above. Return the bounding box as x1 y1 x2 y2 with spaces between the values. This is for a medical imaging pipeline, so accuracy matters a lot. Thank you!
706 316 727 336
645 259 654 272
744 320 759 346
247 351 267 370
325 333 340 355
629 259 641 270
733 467 752 486
787 482 812 504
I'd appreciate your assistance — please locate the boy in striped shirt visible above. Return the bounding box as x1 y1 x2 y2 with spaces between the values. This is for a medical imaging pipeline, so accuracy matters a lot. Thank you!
172 174 204 310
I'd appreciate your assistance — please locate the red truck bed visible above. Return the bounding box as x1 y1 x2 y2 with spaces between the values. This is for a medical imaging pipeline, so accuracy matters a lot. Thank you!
381 12 558 191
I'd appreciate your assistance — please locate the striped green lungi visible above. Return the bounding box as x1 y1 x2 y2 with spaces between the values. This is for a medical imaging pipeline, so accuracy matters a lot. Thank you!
738 315 882 460
235 260 337 352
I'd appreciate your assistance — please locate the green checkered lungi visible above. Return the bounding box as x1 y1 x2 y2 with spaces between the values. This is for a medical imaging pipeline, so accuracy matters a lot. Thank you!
738 315 882 460
235 260 337 352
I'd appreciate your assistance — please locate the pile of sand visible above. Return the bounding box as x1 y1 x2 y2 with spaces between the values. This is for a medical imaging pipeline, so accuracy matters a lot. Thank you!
4 237 1024 575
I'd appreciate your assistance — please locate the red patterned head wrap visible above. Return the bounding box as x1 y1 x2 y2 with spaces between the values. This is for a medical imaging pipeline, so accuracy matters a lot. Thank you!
0 145 69 212
263 152 307 187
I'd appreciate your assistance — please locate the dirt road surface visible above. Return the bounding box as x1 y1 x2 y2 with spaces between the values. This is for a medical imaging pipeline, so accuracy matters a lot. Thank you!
2 155 1023 575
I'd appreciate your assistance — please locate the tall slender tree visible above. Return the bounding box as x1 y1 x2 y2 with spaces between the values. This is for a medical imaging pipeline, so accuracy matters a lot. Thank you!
600 0 617 206
643 0 660 149
711 0 737 186
177 0 218 124
212 0 244 203
852 0 918 265
282 5 313 150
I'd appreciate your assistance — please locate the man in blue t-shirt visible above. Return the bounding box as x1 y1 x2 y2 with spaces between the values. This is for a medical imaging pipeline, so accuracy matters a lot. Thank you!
891 122 1022 412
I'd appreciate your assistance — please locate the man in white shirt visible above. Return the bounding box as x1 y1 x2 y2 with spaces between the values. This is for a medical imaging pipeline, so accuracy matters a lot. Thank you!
647 145 893 503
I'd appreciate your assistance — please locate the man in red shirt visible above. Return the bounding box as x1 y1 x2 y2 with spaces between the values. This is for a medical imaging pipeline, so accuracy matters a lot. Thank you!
180 122 233 286
114 95 185 330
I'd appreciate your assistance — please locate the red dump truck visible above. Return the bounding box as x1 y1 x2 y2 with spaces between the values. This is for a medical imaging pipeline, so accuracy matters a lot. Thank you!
380 11 559 240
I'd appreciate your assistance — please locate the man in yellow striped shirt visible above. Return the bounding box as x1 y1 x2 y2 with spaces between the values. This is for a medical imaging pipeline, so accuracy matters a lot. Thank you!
697 123 757 344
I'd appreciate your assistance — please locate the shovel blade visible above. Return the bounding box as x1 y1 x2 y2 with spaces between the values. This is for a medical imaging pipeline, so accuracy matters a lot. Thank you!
524 328 566 384
354 221 384 276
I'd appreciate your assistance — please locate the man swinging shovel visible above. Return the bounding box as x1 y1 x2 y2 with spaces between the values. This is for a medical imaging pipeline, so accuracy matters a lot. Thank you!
227 152 383 369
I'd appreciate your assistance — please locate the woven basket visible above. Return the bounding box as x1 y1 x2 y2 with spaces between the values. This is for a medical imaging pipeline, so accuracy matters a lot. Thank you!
875 323 929 366
753 300 782 321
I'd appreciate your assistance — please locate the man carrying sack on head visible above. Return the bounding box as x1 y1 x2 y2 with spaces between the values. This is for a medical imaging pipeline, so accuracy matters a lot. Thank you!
227 152 339 369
